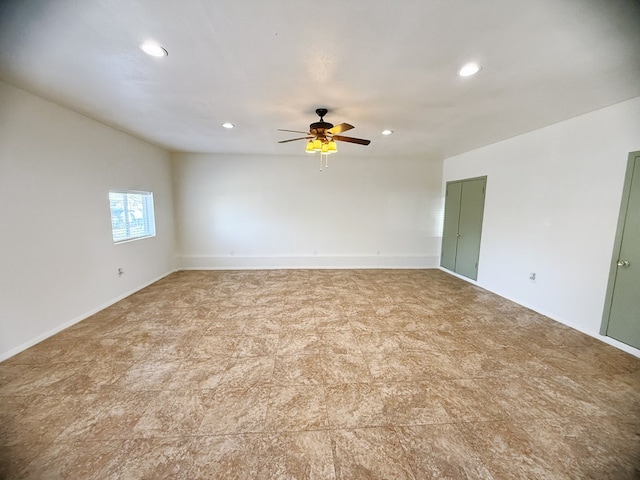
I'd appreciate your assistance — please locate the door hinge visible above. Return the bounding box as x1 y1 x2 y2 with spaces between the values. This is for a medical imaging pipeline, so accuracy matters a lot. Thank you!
475 262 478 270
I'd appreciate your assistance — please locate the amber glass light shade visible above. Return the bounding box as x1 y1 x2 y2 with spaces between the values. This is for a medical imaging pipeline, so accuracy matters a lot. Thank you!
305 140 315 153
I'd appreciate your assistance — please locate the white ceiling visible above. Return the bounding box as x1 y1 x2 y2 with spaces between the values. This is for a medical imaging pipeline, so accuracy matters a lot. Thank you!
1 0 639 159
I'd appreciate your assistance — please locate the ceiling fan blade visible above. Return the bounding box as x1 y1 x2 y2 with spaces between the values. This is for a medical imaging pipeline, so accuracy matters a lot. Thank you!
327 123 354 134
278 136 313 143
278 129 310 134
333 135 371 146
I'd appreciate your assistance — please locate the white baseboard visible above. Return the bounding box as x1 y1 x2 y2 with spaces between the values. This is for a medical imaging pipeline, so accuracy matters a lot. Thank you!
438 267 640 359
437 267 480 285
0 269 176 362
8 263 636 362
177 255 440 270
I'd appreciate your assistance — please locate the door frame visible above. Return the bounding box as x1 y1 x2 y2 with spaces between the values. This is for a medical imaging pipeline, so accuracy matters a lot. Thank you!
600 151 640 336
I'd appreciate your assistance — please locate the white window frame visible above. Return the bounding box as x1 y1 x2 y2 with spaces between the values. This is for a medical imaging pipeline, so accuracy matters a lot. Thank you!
109 190 156 243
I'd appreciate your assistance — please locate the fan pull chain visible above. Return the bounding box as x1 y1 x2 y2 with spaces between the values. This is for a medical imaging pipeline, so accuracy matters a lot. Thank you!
319 153 329 171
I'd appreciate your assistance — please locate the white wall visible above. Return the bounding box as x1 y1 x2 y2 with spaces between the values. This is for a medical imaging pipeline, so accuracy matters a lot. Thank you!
172 152 443 269
0 81 175 360
443 97 640 356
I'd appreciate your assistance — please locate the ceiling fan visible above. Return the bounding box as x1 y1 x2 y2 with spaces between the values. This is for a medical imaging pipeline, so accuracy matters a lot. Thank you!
278 108 371 155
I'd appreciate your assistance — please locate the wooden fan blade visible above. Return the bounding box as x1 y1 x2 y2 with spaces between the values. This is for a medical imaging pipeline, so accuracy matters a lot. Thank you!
278 136 312 143
333 135 371 146
327 123 354 134
278 129 310 134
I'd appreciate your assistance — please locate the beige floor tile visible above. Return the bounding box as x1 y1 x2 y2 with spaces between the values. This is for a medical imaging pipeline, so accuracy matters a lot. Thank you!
0 362 89 396
567 345 640 375
257 431 336 479
0 396 36 446
395 424 494 479
348 315 389 332
273 355 324 386
279 314 317 332
114 358 183 391
127 335 192 362
204 317 247 336
13 439 123 480
186 434 262 479
570 372 640 418
393 330 443 353
188 335 242 358
234 334 279 357
67 360 135 393
277 332 322 355
216 356 275 389
209 305 248 321
3 269 640 478
197 386 270 435
94 437 194 479
0 363 27 390
319 331 362 355
454 420 568 479
162 357 230 390
379 383 451 426
264 385 329 432
518 415 640 479
1 393 99 446
56 389 155 441
243 316 281 335
325 384 387 428
331 427 415 480
0 442 51 480
132 390 210 438
364 353 436 383
315 315 352 332
432 378 509 422
357 330 407 351
321 354 372 385
477 376 562 421
527 375 624 419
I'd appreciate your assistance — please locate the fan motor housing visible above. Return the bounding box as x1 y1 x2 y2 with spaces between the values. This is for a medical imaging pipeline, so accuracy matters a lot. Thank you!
310 108 332 135
309 121 333 135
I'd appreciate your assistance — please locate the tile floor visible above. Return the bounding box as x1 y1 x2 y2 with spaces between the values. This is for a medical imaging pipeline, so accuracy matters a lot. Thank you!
1 269 639 479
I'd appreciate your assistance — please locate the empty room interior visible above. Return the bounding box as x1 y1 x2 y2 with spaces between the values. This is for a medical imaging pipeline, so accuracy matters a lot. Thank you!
1 0 640 478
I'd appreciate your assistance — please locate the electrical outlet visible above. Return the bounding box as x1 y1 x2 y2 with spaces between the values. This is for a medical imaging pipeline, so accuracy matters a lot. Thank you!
118 268 124 277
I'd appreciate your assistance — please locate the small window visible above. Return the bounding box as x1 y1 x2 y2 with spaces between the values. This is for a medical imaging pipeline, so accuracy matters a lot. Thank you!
109 190 156 243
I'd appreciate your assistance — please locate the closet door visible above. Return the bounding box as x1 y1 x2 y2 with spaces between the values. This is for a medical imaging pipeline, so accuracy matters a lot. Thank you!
440 177 486 280
441 181 462 271
601 152 640 349
455 178 486 279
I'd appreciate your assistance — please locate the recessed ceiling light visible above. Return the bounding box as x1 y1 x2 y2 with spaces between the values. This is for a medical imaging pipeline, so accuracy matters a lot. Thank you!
140 42 168 57
458 62 481 77
222 122 235 129
381 129 393 135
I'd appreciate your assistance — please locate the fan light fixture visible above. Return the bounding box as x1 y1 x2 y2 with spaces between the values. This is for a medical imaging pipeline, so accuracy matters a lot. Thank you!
278 108 370 171
306 138 337 170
